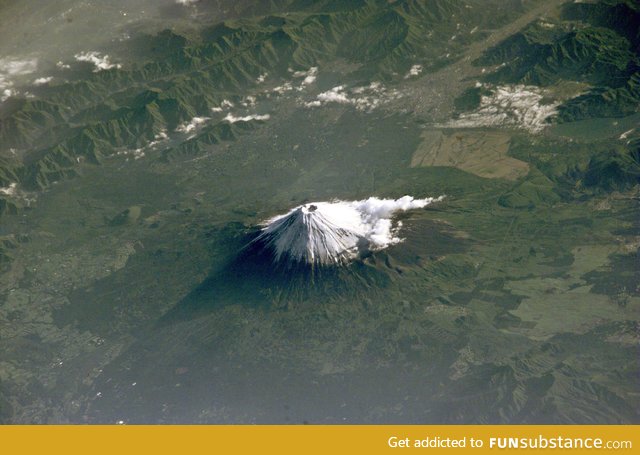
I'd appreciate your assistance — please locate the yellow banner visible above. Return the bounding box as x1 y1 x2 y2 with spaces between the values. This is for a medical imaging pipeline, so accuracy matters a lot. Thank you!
1 425 637 454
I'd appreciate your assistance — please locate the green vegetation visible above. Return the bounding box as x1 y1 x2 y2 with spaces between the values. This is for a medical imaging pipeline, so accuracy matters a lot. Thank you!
584 142 640 192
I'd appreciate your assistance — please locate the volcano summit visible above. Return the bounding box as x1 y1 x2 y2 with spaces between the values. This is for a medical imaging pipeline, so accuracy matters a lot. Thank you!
252 196 445 266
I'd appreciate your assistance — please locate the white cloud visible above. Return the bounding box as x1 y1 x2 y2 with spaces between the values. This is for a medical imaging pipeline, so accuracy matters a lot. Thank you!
1 88 14 102
212 99 235 112
272 82 293 94
316 85 351 104
270 68 317 96
619 128 635 140
442 84 560 133
292 67 318 85
117 147 145 160
0 182 35 205
175 0 199 5
148 130 169 148
0 58 38 101
405 64 423 78
175 116 209 133
305 82 400 112
0 58 38 76
56 61 71 70
33 76 53 85
242 95 257 107
223 113 270 123
74 51 122 72
254 195 445 265
0 182 18 196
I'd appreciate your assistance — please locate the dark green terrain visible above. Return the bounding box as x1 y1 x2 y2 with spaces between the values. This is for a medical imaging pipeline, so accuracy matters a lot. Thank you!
0 0 638 423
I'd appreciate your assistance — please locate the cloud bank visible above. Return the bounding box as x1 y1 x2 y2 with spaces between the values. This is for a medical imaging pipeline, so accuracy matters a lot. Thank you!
223 113 270 123
405 64 423 78
305 82 401 112
443 84 559 133
0 57 38 101
33 76 53 85
175 116 209 133
74 51 122 72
